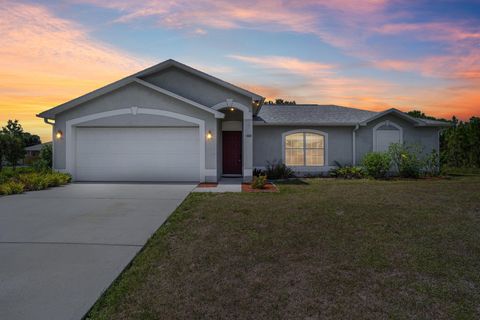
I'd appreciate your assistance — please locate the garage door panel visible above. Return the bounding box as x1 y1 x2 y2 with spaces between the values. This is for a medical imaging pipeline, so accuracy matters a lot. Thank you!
75 127 200 181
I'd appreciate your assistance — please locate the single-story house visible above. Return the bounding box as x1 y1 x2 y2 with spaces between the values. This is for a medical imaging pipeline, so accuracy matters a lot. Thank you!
24 142 51 158
38 59 450 182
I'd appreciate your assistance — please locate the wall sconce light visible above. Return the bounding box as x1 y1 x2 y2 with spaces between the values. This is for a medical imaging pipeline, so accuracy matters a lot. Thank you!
55 130 63 140
229 107 235 112
206 130 213 140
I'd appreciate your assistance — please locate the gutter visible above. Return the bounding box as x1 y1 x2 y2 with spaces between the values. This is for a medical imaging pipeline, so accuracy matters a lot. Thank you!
43 118 55 125
352 124 360 166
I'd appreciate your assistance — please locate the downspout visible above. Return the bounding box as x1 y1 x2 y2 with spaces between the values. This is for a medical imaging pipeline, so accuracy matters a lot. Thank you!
352 124 359 166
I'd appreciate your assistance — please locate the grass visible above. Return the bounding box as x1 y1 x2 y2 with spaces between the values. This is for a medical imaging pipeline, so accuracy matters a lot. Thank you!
87 177 480 320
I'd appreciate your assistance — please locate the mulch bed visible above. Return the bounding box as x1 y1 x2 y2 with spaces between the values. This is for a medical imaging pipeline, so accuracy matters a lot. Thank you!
197 183 218 188
242 182 278 193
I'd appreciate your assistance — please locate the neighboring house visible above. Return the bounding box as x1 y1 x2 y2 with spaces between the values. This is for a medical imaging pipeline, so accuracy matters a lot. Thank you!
24 142 51 158
37 59 450 182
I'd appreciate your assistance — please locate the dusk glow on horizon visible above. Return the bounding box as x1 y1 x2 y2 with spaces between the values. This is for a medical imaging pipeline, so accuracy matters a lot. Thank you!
1 0 479 142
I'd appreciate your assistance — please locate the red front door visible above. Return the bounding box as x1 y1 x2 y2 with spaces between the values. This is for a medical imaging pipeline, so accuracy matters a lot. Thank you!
222 131 242 174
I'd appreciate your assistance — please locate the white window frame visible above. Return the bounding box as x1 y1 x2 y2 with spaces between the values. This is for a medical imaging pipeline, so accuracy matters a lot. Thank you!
282 129 328 167
372 120 403 152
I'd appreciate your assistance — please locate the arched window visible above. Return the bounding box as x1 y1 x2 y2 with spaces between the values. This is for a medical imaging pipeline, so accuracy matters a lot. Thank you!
283 131 326 166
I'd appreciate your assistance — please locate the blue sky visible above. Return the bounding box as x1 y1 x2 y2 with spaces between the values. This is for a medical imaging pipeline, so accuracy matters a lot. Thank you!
1 0 479 140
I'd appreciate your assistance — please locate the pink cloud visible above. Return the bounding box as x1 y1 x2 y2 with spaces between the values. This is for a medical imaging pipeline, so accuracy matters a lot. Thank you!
0 2 149 141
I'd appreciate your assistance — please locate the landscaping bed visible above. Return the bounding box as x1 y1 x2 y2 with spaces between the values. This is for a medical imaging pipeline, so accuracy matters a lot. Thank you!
242 182 278 192
87 176 480 319
0 167 71 195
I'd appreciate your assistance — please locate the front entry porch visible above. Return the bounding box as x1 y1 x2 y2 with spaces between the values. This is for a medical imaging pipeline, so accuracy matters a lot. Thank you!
213 99 253 183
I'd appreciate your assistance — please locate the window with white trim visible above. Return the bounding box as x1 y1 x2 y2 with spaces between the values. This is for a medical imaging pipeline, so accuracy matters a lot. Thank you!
285 132 325 166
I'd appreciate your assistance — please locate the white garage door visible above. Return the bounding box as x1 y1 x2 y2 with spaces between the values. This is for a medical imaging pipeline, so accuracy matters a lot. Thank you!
75 127 200 181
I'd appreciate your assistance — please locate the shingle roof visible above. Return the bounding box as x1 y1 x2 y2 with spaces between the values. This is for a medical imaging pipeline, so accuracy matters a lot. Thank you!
24 142 51 151
255 104 378 125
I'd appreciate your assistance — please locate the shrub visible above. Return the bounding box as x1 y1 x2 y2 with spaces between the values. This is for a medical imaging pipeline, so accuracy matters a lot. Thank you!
18 173 47 190
253 168 266 177
388 143 424 178
424 149 440 176
251 175 267 189
33 159 51 172
39 143 53 168
0 181 24 195
362 152 391 179
330 166 365 179
265 160 295 180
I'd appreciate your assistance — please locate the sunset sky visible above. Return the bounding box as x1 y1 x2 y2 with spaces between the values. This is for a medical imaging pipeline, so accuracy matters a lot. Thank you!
1 0 479 142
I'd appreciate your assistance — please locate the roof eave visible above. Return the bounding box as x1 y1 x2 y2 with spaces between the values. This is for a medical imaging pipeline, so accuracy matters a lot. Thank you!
38 77 225 119
253 121 358 126
359 108 424 126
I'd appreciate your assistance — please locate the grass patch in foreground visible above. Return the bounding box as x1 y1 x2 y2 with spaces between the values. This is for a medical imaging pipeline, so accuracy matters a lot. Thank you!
87 177 480 320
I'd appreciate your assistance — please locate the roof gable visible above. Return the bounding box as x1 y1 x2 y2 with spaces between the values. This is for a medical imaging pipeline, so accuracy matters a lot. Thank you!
359 108 450 127
135 60 264 101
38 77 225 119
38 59 261 119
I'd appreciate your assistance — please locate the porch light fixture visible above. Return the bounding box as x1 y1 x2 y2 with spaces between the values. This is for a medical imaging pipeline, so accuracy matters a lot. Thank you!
206 130 213 140
55 130 63 140
229 107 235 112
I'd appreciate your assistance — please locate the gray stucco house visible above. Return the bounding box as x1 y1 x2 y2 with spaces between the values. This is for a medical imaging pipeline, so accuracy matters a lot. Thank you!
38 59 449 182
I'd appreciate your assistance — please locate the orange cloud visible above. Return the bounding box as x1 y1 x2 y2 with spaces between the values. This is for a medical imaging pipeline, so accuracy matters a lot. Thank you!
229 54 479 120
0 2 148 141
229 55 334 76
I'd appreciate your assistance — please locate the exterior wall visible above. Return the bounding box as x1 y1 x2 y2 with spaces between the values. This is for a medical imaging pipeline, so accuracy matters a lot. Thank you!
355 114 440 164
141 67 252 110
52 82 219 179
253 125 354 173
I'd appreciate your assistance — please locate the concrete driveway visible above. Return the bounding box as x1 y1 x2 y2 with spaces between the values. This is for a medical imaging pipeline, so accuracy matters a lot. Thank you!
0 183 196 320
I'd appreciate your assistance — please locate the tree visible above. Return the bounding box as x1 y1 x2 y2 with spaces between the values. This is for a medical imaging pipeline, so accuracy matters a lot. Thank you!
407 109 448 122
4 135 25 170
264 98 297 105
407 110 479 169
2 119 23 136
23 132 41 147
0 133 8 171
39 143 53 168
2 119 41 147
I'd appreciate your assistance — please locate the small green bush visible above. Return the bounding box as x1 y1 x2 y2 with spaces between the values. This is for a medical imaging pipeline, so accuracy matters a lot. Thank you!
330 166 365 179
0 181 24 195
0 184 12 195
265 160 295 180
251 175 267 189
18 173 45 190
39 143 53 168
388 143 424 178
362 152 391 179
33 159 51 172
424 149 440 176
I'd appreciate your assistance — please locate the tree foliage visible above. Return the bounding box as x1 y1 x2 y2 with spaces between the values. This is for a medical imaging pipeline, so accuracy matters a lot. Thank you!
0 120 41 170
407 110 480 168
441 117 480 168
264 98 297 105
2 119 41 147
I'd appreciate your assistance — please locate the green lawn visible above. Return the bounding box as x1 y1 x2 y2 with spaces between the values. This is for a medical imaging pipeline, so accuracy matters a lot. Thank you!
87 177 480 320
